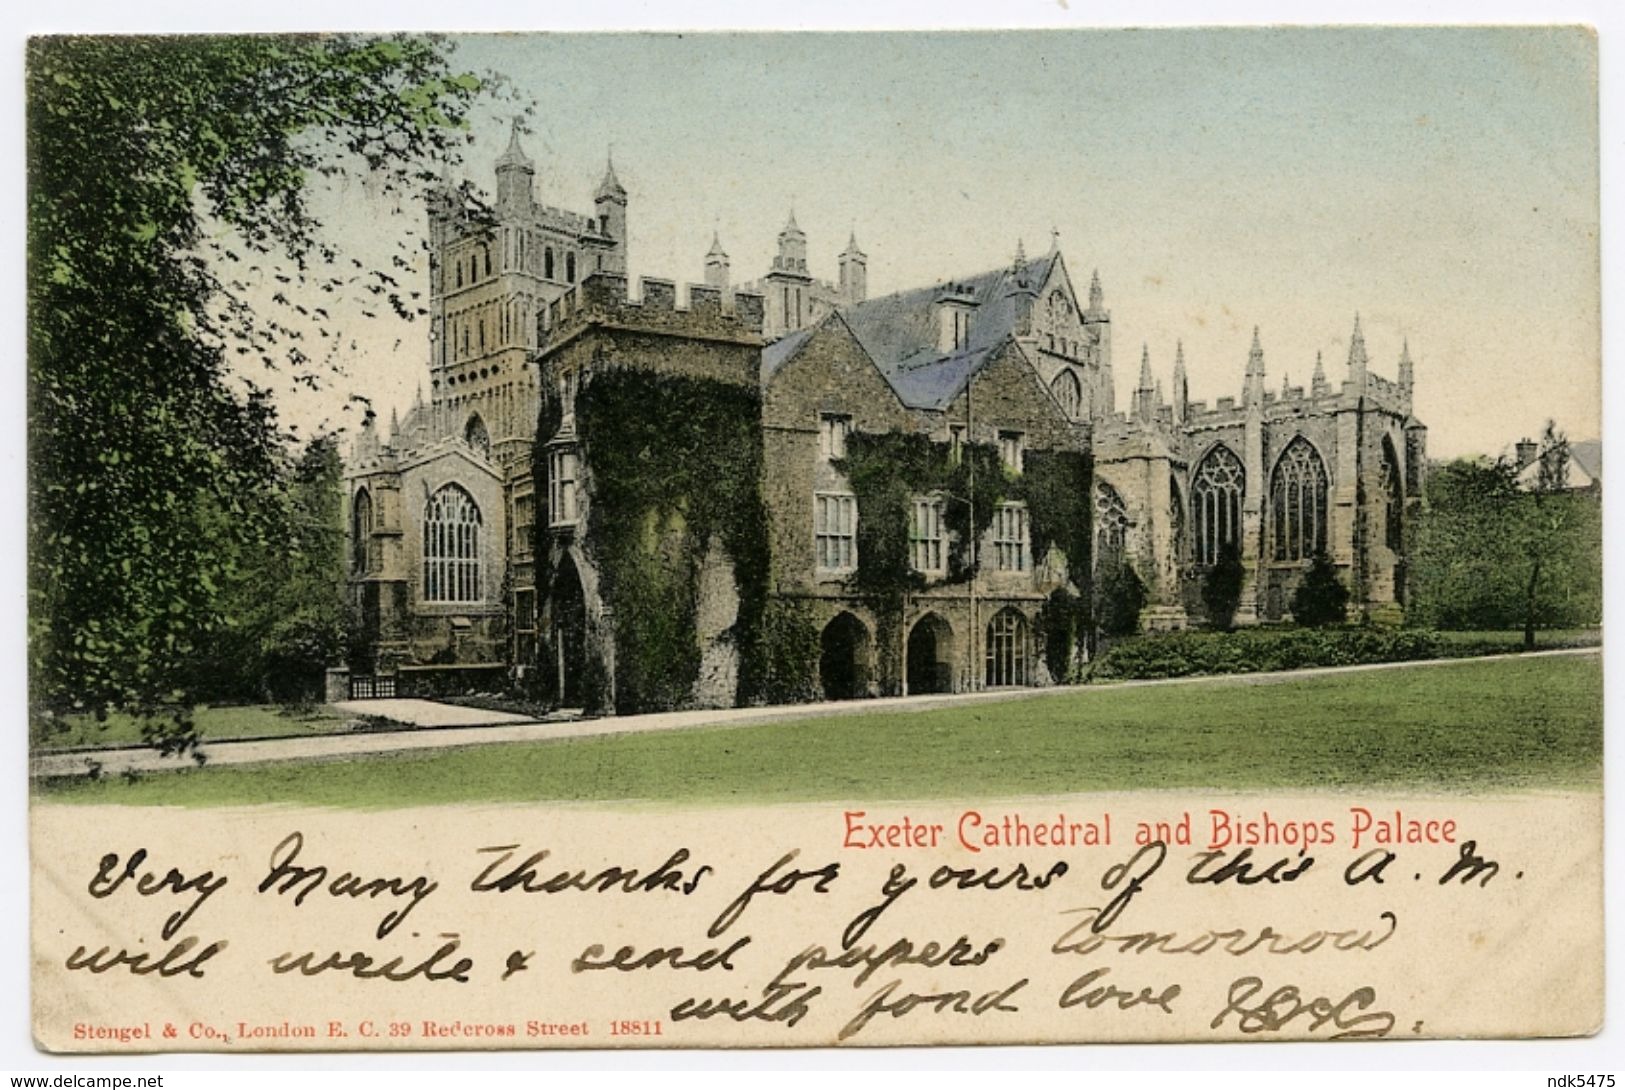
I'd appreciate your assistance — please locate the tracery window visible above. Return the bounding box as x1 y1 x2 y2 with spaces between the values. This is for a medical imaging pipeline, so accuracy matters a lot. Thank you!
1270 437 1329 562
423 484 482 603
1051 369 1083 418
1380 437 1404 553
1046 289 1072 330
1193 445 1244 567
1095 482 1131 569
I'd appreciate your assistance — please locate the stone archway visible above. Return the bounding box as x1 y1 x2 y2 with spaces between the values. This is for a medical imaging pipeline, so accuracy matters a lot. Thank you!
906 612 956 695
819 612 871 701
551 554 587 708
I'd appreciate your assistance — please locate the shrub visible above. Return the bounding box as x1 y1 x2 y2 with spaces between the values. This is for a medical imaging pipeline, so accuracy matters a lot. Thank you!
1290 553 1350 627
1094 561 1146 638
1089 626 1447 681
1201 543 1246 629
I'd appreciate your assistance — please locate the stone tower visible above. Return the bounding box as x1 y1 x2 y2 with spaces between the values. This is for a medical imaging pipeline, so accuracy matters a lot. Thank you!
763 209 814 337
704 231 730 290
594 154 628 276
494 119 534 213
839 231 868 305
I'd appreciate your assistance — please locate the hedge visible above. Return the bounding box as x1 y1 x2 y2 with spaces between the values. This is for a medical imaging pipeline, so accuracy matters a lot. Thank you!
1087 627 1447 681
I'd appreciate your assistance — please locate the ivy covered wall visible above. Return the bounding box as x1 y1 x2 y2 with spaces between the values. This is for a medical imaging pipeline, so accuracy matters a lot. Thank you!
533 367 772 714
835 433 1093 687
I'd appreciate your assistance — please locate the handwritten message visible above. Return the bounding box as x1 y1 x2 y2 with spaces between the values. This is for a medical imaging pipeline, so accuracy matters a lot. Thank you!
31 792 1602 1050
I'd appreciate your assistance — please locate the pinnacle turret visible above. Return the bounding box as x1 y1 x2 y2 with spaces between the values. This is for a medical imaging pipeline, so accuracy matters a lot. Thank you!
496 118 533 172
1246 326 1266 377
704 229 731 290
838 229 868 304
1088 268 1104 311
494 118 535 210
1172 339 1189 423
1134 343 1156 422
1348 313 1369 383
1244 326 1267 411
595 153 626 202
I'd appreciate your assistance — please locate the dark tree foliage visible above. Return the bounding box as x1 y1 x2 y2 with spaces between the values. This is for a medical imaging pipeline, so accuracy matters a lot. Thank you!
28 36 485 727
1290 552 1350 627
1093 559 1147 639
187 437 349 705
1410 427 1601 642
1201 543 1246 631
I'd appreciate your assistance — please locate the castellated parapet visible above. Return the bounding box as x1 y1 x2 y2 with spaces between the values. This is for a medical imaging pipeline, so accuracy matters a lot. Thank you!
541 272 766 349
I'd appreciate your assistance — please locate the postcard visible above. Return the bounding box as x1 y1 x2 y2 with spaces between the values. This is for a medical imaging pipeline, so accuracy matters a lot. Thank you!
25 27 1603 1051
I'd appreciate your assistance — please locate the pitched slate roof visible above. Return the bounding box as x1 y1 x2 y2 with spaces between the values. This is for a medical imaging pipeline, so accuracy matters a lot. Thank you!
841 251 1056 410
758 251 1060 410
760 323 818 384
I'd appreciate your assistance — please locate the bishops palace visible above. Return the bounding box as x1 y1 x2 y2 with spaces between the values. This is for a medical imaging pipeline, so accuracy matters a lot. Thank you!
341 128 1427 712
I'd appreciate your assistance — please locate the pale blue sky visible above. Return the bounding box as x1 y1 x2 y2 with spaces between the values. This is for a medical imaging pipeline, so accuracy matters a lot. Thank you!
293 28 1599 458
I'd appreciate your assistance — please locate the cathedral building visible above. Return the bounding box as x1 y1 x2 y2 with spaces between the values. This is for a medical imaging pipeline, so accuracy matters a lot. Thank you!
345 123 629 681
342 132 1426 707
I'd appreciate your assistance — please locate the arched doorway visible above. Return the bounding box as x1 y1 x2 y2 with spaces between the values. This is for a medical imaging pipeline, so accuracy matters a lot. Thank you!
819 612 870 701
985 608 1030 688
551 555 587 708
906 613 955 695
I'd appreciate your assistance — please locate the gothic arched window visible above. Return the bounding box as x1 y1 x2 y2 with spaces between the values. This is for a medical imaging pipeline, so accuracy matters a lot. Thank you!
1095 481 1131 569
566 251 576 283
423 484 482 603
1051 369 1083 418
1193 445 1244 567
1270 437 1329 562
465 414 490 459
351 488 373 573
1380 436 1404 553
985 608 1029 688
545 247 555 280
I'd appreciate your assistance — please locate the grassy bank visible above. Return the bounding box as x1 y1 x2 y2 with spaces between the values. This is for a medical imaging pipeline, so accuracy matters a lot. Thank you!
31 704 357 752
37 652 1602 808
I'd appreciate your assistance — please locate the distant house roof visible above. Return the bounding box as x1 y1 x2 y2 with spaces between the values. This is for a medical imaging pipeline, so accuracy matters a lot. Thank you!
761 251 1060 411
1515 438 1601 491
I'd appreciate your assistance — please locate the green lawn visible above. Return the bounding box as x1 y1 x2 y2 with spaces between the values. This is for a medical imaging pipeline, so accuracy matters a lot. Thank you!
32 704 357 751
37 653 1601 809
1432 627 1601 649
